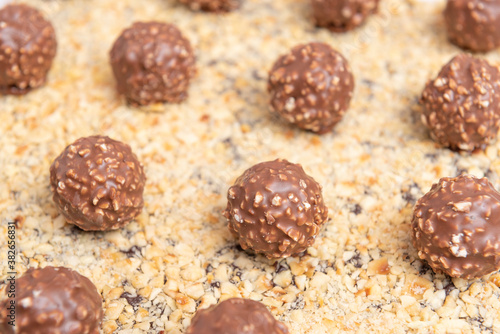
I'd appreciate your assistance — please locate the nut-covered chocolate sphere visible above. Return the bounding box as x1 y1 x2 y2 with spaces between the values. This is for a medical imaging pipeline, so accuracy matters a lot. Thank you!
186 298 289 334
311 0 380 32
223 159 328 259
420 54 500 151
444 0 500 52
0 4 57 95
50 135 146 231
0 267 103 334
411 175 500 279
110 22 196 106
268 42 354 134
179 0 241 12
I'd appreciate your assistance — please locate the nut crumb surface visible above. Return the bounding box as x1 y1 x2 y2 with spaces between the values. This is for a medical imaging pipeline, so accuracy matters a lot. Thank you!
1 0 500 333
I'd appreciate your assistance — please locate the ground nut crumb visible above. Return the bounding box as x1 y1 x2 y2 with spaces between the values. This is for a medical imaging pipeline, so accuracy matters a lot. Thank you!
2 1 500 333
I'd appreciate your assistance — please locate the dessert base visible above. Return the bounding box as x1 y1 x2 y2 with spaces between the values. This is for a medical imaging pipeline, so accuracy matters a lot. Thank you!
1 0 500 333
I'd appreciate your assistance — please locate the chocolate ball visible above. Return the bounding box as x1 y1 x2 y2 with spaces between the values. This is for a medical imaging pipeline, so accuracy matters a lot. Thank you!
179 0 241 12
50 135 146 231
223 159 328 259
109 22 196 106
0 267 103 334
311 0 380 32
411 175 500 279
268 42 354 134
444 0 500 52
186 298 289 334
0 4 57 95
420 54 500 151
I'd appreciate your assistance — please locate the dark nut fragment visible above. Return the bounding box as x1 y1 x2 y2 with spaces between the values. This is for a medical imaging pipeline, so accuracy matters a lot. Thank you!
444 0 500 52
0 4 57 95
110 21 196 106
50 135 146 231
186 298 289 334
420 54 500 151
178 0 241 12
0 266 103 334
223 159 328 259
411 174 500 279
268 42 354 134
311 0 380 32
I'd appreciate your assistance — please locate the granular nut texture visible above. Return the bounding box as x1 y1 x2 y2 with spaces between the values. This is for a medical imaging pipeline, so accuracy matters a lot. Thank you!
444 0 500 53
311 0 380 32
420 54 500 151
110 21 196 106
0 266 103 334
268 42 354 134
411 174 500 279
186 298 289 334
0 3 57 95
179 0 241 12
50 135 146 231
223 159 328 259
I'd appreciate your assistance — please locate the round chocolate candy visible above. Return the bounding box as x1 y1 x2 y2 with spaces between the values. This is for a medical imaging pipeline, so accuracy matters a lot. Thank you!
311 0 380 32
0 266 103 334
223 159 328 259
186 298 289 334
268 42 354 134
444 0 500 52
420 54 500 151
179 0 241 12
0 4 57 95
411 174 500 279
50 135 146 231
109 21 196 106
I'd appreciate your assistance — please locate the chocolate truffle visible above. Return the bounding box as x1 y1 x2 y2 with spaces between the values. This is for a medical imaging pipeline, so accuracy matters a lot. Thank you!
0 266 103 334
50 135 146 231
186 298 288 334
444 0 500 53
420 54 500 151
411 175 500 279
179 0 241 12
268 42 354 134
109 22 196 106
0 4 57 95
223 159 328 259
311 0 380 32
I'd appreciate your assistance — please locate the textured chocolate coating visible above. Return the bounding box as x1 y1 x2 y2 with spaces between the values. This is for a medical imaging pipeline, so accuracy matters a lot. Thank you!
311 0 380 32
179 0 241 12
186 298 289 334
444 0 500 52
223 159 328 259
420 54 500 151
0 4 57 95
411 175 500 279
110 22 196 106
268 42 354 134
0 267 103 334
50 135 146 231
